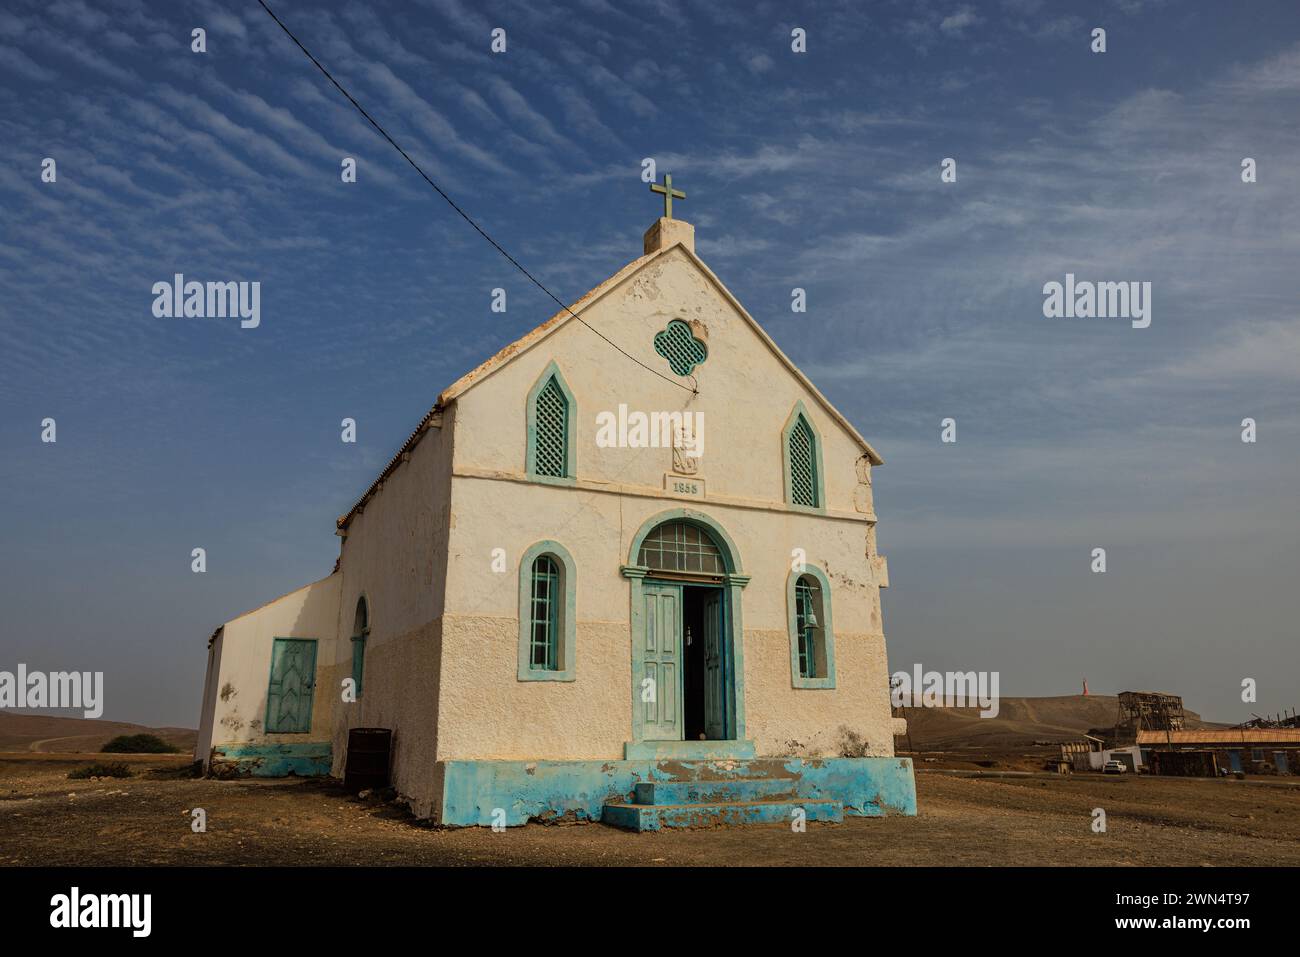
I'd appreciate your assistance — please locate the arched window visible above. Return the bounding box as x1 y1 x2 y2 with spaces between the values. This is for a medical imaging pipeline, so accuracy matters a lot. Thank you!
526 362 575 482
518 542 576 681
783 402 824 510
637 521 726 576
786 566 836 688
351 596 369 697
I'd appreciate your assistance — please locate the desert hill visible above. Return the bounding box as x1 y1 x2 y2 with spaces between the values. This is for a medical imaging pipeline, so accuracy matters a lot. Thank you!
897 694 1223 751
0 710 196 753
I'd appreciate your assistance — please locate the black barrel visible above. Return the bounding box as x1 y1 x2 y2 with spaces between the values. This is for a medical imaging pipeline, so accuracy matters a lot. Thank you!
344 727 392 793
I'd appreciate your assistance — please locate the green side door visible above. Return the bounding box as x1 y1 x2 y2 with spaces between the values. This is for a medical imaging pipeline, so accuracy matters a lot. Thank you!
640 583 683 741
266 638 318 733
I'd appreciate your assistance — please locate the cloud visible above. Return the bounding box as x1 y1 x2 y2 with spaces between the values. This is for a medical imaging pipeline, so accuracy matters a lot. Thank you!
0 43 56 82
939 7 980 34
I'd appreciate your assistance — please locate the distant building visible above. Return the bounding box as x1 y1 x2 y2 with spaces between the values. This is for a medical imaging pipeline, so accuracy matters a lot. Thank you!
1137 728 1300 775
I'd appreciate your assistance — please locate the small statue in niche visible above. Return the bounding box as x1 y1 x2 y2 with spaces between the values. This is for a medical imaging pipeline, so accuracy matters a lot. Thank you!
672 426 701 475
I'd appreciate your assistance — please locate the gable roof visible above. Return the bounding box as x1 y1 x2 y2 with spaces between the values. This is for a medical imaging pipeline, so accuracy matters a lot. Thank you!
338 235 882 529
436 240 884 468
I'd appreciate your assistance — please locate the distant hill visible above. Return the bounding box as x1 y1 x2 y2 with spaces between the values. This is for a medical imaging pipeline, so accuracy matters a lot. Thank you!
897 694 1224 751
0 711 196 754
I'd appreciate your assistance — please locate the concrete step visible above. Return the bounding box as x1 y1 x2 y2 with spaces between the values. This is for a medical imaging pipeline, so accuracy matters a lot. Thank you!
634 777 798 806
602 798 843 831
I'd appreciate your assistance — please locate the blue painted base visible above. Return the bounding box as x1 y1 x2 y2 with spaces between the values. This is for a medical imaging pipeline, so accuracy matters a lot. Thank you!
603 798 843 831
209 742 332 777
437 755 917 827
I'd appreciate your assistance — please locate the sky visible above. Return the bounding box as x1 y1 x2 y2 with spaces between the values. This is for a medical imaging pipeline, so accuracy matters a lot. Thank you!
0 0 1297 729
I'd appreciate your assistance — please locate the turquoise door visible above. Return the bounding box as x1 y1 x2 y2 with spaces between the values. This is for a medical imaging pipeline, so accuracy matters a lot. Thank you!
640 583 682 741
703 590 725 739
1227 750 1242 773
266 638 318 733
1276 752 1289 774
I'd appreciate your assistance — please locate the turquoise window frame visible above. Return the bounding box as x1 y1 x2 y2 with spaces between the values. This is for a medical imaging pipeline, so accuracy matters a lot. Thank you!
786 565 836 689
517 540 576 681
525 361 576 485
350 595 369 697
782 401 825 512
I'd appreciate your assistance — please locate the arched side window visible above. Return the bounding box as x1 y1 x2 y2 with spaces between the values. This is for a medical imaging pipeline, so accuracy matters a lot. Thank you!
518 541 576 681
351 596 369 697
786 565 836 689
526 361 576 484
782 401 824 511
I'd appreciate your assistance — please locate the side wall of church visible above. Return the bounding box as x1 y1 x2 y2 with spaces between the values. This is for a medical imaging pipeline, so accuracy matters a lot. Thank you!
200 572 344 752
331 416 453 818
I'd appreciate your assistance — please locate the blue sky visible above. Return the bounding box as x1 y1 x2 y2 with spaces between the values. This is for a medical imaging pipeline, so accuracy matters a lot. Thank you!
1 0 1297 728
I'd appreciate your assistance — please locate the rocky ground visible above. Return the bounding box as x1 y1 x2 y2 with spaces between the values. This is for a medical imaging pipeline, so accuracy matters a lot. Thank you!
2 752 1298 866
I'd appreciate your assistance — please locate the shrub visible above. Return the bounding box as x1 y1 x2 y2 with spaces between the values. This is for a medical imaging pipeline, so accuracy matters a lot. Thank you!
68 762 132 780
101 733 179 754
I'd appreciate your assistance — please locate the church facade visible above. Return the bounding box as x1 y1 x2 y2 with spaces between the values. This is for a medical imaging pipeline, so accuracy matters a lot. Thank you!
194 213 917 827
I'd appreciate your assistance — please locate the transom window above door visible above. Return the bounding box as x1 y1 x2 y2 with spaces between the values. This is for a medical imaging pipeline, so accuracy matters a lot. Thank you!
637 521 725 575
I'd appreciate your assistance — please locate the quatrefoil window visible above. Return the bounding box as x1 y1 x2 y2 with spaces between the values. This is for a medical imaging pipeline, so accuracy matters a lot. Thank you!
653 320 708 376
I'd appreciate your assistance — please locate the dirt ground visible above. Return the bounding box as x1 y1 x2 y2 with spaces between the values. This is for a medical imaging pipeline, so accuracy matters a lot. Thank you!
2 752 1298 866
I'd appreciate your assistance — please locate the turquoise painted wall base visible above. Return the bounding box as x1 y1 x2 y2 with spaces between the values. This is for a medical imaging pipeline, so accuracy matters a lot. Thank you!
438 755 917 827
209 742 332 777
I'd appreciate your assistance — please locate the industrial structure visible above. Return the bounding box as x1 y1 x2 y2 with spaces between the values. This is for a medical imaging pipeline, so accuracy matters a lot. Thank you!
1063 691 1300 776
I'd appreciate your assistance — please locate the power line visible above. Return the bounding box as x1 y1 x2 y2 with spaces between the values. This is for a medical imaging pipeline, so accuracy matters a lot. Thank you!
255 0 697 395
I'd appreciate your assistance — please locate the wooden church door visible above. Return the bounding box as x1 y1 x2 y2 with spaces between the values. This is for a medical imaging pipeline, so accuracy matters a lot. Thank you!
702 591 726 739
266 637 317 733
640 583 682 740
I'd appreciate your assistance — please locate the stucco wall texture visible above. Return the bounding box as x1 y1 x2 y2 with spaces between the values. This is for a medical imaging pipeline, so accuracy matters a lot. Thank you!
196 230 899 819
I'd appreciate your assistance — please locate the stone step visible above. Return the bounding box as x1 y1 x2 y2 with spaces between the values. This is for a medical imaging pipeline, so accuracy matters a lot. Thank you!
602 798 843 831
634 777 798 806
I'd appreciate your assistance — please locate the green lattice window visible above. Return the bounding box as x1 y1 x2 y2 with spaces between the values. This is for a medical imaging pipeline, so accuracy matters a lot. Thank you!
528 555 560 671
794 577 819 678
637 521 725 575
533 376 568 478
654 320 708 376
789 415 818 507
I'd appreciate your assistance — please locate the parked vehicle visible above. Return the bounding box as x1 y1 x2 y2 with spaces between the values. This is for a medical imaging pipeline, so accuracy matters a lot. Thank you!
1103 760 1128 774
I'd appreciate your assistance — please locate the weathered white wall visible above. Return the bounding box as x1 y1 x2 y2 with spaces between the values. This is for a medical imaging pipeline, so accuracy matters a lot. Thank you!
332 418 452 817
205 573 342 749
193 630 222 766
437 243 895 762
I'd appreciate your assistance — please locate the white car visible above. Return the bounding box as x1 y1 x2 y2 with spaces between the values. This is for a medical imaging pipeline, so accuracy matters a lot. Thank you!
1102 760 1128 774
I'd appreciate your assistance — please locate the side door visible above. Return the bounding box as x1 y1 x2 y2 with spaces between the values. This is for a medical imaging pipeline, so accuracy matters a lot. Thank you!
639 583 683 741
266 638 318 733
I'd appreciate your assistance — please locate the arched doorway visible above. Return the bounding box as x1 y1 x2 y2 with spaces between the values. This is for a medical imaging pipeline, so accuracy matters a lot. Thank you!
622 510 750 751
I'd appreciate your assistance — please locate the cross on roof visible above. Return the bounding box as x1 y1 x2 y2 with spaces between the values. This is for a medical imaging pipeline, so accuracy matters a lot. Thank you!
650 173 686 219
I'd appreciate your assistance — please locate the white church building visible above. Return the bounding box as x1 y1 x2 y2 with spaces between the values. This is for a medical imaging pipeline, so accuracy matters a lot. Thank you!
194 207 917 828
